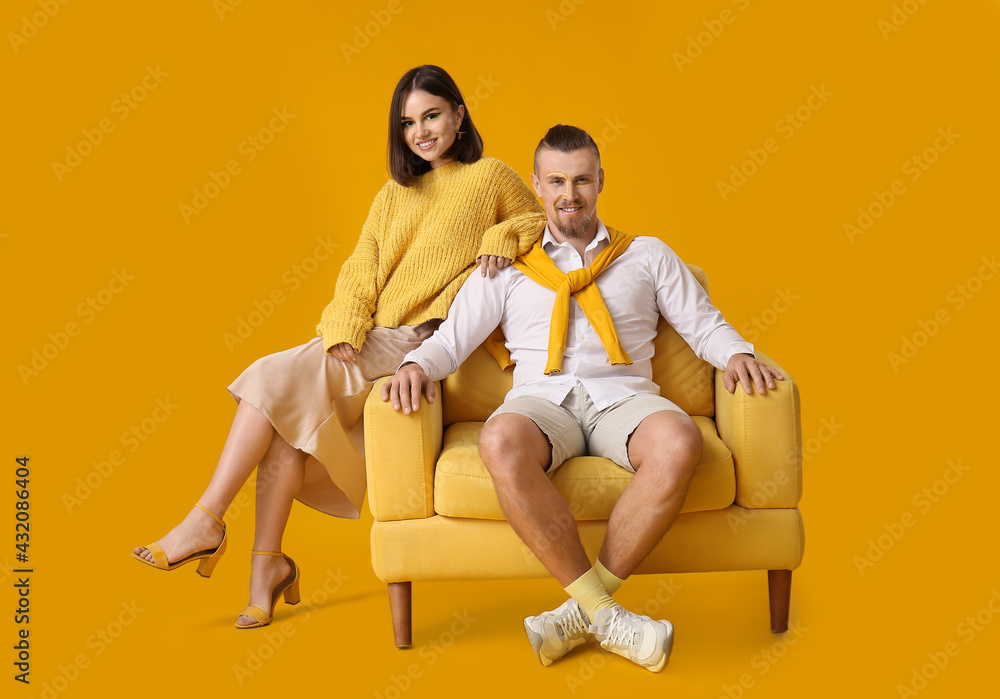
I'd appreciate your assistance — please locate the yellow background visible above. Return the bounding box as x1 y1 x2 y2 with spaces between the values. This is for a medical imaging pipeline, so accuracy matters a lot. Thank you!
3 0 998 696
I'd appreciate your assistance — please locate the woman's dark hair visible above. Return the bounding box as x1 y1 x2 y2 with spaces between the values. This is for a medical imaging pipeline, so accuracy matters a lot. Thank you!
387 65 483 186
533 124 601 173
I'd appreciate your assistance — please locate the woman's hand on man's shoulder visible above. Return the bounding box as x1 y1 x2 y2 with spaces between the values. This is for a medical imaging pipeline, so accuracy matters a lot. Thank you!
476 255 512 278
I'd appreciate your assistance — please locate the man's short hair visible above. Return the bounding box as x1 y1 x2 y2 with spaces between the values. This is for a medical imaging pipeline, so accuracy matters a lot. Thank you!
533 124 601 173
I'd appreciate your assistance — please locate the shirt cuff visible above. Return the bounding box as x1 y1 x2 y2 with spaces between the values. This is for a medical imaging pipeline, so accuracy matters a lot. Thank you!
401 343 453 382
722 343 756 367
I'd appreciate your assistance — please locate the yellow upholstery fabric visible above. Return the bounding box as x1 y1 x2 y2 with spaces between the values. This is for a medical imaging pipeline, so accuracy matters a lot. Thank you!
433 416 735 520
363 380 443 522
370 506 804 582
441 344 513 426
651 317 715 418
714 350 802 509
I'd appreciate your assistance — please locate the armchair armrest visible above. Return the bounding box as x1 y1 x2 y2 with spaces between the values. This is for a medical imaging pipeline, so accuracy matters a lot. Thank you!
363 377 443 522
714 350 802 509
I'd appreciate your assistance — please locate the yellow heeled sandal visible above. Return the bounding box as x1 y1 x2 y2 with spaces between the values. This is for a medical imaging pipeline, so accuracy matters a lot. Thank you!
132 503 228 577
235 551 301 629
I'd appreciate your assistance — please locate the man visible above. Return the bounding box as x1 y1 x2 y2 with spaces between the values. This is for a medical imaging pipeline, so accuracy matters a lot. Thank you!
381 125 783 672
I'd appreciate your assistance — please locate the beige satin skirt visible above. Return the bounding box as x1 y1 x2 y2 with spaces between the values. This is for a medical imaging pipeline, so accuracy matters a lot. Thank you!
227 321 441 519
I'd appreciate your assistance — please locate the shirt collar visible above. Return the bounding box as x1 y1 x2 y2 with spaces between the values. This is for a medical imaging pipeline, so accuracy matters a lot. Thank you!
541 218 609 253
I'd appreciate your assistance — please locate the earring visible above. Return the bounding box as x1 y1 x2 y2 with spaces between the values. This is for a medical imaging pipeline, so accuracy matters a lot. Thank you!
456 130 465 140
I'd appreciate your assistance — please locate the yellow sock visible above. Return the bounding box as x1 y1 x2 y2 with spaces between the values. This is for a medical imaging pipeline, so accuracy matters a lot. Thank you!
595 559 624 595
564 568 617 622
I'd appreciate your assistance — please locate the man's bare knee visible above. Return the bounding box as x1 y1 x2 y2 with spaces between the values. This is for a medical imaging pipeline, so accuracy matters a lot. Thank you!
479 414 523 459
479 414 550 475
629 412 703 475
670 416 703 467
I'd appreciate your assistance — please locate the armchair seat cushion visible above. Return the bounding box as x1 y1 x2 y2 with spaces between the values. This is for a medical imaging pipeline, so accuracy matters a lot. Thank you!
433 415 735 520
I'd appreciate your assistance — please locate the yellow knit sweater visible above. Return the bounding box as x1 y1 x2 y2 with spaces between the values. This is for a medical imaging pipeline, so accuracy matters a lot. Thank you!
316 156 546 352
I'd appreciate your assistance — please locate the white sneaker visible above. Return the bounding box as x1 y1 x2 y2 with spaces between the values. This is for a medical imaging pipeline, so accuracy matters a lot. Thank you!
589 604 674 672
523 598 593 666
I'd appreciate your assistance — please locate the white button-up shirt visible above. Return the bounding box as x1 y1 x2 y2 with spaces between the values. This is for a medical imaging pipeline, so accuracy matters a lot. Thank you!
404 220 754 411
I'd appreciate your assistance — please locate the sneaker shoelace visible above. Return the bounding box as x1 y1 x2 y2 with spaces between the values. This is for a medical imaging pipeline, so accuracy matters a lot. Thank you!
552 603 590 640
602 607 640 652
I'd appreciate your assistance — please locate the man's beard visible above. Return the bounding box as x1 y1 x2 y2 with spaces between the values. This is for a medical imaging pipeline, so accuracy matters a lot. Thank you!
552 204 593 239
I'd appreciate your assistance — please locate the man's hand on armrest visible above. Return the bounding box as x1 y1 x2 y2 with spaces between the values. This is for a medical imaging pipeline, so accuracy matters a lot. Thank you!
723 353 785 395
380 362 436 415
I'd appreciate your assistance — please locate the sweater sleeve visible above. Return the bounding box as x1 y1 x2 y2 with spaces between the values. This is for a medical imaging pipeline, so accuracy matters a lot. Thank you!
315 186 387 353
476 160 547 261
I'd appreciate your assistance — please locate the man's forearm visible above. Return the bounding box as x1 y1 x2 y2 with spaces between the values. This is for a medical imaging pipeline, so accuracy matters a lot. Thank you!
704 326 755 370
399 267 508 381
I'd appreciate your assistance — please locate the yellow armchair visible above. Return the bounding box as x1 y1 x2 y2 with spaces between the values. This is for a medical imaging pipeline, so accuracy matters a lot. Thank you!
363 266 804 647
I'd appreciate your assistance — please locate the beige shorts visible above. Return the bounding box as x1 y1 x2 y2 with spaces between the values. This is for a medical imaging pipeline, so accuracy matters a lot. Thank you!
486 385 686 472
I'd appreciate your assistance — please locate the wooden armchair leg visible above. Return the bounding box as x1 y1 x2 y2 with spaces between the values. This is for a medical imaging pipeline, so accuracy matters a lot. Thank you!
767 569 792 632
388 581 412 648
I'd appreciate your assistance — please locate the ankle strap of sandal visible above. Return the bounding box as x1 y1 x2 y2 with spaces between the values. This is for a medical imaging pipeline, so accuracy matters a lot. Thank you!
251 550 284 557
194 502 225 528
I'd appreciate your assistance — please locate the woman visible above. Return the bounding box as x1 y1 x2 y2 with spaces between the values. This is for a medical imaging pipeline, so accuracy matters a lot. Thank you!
133 65 545 628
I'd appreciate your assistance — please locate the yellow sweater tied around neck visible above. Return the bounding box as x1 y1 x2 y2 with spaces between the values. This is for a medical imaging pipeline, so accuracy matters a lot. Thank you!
486 226 636 374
